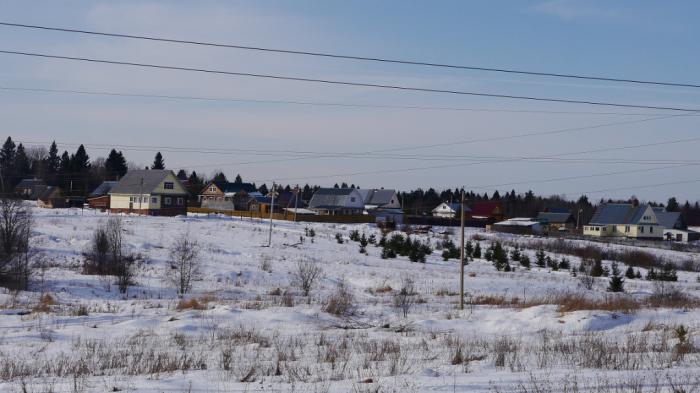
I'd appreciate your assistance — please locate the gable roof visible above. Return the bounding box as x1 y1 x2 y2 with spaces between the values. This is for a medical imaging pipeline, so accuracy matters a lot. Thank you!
89 181 118 198
38 186 62 201
471 201 501 216
210 181 257 194
15 178 45 189
537 211 574 224
308 188 360 209
652 207 682 229
589 203 657 226
358 189 397 206
109 170 185 195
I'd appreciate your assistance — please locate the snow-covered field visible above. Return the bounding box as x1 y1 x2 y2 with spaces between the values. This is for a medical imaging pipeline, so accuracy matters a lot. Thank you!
2 207 700 392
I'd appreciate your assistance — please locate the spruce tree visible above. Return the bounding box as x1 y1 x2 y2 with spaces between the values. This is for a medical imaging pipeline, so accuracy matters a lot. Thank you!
472 242 481 259
151 152 165 170
14 143 30 180
45 141 60 184
234 174 243 183
590 258 604 277
625 266 636 280
105 149 128 180
0 137 16 190
608 263 624 292
535 249 546 267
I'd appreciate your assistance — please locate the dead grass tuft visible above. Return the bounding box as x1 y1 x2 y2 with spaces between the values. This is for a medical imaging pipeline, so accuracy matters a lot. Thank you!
175 298 206 311
33 293 56 313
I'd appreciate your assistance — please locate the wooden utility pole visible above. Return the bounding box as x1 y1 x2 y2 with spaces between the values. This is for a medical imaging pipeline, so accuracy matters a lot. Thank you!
267 182 275 247
459 189 465 310
293 184 299 223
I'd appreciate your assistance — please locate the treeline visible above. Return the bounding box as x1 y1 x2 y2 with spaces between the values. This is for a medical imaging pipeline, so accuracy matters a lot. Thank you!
3 137 700 225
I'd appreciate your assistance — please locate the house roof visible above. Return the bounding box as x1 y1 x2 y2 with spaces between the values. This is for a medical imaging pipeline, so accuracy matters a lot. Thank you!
358 189 397 206
471 201 501 216
15 178 45 189
308 188 359 209
38 186 61 201
589 203 655 226
89 181 118 198
432 202 471 213
109 170 184 195
212 181 257 194
494 218 540 227
536 212 573 224
652 207 682 229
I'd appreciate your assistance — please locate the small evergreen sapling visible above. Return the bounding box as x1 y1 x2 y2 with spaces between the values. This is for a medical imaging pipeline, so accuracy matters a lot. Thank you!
607 262 625 292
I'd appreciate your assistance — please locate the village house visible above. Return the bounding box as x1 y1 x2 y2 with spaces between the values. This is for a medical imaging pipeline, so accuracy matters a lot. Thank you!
536 210 576 232
14 178 47 199
491 217 543 236
108 169 188 216
199 181 260 211
431 202 470 219
359 189 403 224
87 181 117 211
308 188 364 215
652 207 700 242
37 186 66 209
584 203 663 240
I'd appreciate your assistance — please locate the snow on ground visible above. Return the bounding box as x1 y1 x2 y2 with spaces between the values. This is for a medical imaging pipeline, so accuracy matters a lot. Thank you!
1 206 700 392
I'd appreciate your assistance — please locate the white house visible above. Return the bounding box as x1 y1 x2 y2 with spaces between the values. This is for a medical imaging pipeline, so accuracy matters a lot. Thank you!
109 169 188 216
432 202 470 219
583 203 662 239
308 188 365 215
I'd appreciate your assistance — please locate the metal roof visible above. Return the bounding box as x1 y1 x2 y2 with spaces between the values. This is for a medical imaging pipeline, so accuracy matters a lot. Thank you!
536 212 573 224
89 181 118 197
308 188 360 208
358 189 397 206
15 178 45 188
212 181 257 194
589 203 654 225
652 207 682 229
109 170 185 195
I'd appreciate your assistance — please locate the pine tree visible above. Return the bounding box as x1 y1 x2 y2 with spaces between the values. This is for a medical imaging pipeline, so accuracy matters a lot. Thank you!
14 143 30 180
212 171 227 183
520 254 531 268
45 141 60 184
625 266 636 280
70 145 91 195
472 242 481 259
535 249 546 267
234 174 243 183
590 258 604 277
105 149 128 180
559 257 570 270
151 152 165 170
259 183 269 195
0 137 16 190
608 263 625 292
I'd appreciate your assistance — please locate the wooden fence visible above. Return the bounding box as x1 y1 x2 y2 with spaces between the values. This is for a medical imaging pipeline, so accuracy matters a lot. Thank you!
187 207 375 224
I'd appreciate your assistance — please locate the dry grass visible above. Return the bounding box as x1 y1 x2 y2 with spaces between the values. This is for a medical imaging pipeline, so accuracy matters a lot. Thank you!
32 293 56 313
555 294 640 314
175 298 207 311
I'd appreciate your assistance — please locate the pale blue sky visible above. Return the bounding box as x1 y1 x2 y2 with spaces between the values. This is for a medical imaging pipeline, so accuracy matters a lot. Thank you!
1 1 699 202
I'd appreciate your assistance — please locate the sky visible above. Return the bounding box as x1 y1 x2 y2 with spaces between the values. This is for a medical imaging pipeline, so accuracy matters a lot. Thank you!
1 0 700 203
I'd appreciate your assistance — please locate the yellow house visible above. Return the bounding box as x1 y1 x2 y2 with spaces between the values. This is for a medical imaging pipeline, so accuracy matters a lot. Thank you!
109 169 188 216
583 203 662 240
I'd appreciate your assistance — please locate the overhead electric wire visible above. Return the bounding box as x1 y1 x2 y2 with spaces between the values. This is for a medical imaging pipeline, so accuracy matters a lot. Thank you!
2 49 700 113
2 21 699 89
567 178 700 196
0 85 665 116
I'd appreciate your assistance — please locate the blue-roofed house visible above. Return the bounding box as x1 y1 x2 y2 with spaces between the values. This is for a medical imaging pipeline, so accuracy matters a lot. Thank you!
308 188 364 215
583 203 663 239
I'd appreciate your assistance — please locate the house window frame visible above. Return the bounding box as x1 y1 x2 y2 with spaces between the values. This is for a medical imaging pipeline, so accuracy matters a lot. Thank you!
151 196 158 204
164 182 174 190
177 197 184 206
164 196 172 205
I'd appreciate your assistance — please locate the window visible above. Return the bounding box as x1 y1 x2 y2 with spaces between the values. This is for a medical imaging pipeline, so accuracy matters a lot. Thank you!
210 186 216 192
129 196 134 202
164 182 174 190
350 197 356 202
602 227 606 232
639 226 644 233
625 226 630 233
177 197 184 206
151 197 158 204
612 226 617 232
164 197 172 205
649 226 653 233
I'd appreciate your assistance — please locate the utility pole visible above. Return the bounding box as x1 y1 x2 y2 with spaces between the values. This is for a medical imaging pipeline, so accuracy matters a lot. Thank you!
267 182 275 247
459 189 465 310
139 177 144 215
293 184 299 223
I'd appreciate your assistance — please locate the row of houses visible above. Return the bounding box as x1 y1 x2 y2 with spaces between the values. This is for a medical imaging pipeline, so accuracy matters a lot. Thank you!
489 203 699 242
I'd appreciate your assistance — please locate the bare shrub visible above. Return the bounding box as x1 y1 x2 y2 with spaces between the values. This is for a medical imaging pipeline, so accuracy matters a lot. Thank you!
175 298 206 311
293 257 323 296
646 282 700 309
83 217 136 294
393 277 417 317
167 232 201 297
324 278 356 317
0 198 32 290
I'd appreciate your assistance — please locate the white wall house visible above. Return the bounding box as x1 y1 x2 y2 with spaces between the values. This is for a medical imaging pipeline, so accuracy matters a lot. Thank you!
432 202 461 218
109 169 188 216
583 203 663 239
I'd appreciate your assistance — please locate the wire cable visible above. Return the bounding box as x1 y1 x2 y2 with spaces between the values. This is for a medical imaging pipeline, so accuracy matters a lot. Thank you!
2 49 700 112
2 21 699 89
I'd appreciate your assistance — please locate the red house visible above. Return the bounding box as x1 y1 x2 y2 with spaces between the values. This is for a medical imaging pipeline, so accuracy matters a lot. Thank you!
469 201 504 221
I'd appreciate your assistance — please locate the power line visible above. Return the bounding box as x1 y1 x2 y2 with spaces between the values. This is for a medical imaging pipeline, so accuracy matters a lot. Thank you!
0 85 664 116
568 178 700 196
2 21 699 89
2 49 700 113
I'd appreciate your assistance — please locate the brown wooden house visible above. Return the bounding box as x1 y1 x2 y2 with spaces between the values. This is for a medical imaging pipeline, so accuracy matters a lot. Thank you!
87 181 118 210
